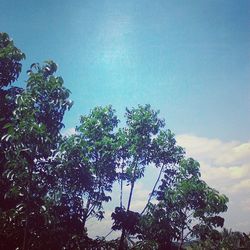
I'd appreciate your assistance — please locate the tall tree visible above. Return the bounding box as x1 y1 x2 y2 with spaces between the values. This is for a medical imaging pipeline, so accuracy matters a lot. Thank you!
58 106 119 227
111 105 184 250
0 58 72 249
0 32 25 204
0 32 26 249
139 158 228 250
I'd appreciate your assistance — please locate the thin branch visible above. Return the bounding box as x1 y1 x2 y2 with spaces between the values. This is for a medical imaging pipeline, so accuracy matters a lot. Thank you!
86 203 96 218
120 161 124 208
104 229 114 239
127 181 135 211
141 164 164 215
82 196 92 226
127 163 138 211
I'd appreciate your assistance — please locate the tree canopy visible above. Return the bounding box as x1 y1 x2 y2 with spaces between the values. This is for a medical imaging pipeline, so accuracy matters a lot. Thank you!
1 32 247 250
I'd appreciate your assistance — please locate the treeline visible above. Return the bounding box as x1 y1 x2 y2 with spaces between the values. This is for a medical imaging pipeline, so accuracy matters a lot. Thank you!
0 33 249 250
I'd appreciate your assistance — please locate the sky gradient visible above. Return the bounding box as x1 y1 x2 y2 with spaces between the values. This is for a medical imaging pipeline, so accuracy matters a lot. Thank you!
1 0 250 235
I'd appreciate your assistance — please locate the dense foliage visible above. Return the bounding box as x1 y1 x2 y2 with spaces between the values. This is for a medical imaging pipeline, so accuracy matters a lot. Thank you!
0 33 248 250
189 229 250 250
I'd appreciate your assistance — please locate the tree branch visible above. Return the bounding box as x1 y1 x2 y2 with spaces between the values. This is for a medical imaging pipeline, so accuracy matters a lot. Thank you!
141 164 164 215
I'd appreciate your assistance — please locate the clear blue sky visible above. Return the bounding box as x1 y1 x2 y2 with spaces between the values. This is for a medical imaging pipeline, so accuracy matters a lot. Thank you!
1 0 249 141
2 0 250 234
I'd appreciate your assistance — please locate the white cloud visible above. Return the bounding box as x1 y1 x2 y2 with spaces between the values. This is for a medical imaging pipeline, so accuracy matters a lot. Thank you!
61 127 76 136
240 198 250 212
230 179 250 193
215 142 250 166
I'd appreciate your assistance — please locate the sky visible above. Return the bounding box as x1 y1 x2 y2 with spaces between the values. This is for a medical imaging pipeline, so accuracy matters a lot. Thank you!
1 0 250 236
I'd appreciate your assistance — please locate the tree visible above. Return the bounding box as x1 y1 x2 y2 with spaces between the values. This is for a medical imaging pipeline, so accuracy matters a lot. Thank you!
138 158 228 249
0 53 72 248
111 105 184 250
57 105 119 227
0 32 26 249
0 32 25 212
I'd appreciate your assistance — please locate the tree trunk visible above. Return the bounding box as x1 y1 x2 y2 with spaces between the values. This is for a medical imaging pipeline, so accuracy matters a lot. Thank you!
118 229 126 250
127 180 135 211
120 165 123 208
82 196 91 227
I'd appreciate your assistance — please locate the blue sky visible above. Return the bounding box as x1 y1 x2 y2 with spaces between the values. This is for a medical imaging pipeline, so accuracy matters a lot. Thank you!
2 0 249 140
2 0 250 234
